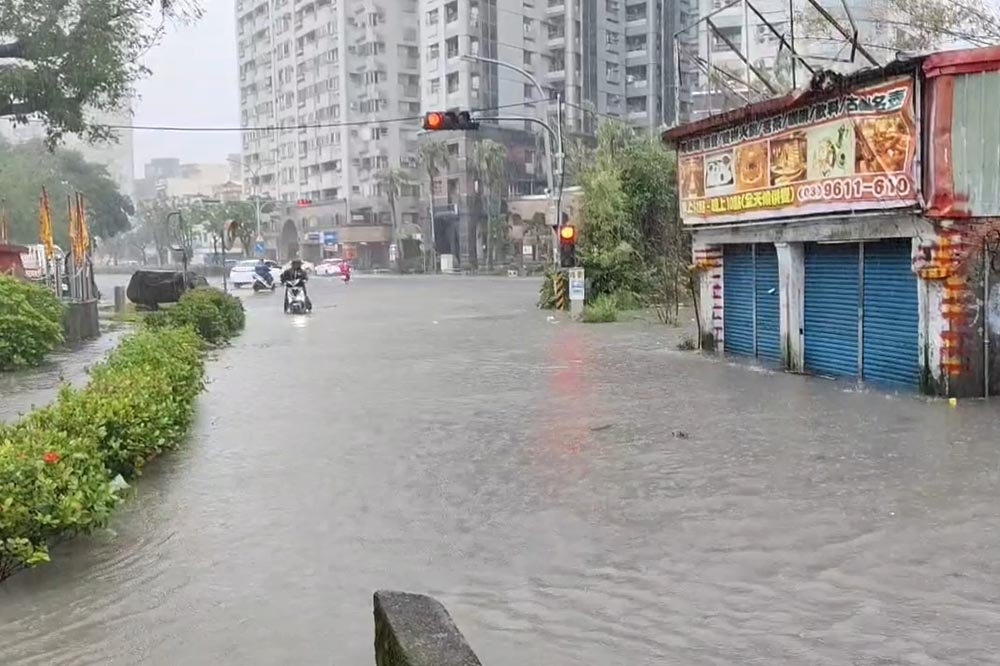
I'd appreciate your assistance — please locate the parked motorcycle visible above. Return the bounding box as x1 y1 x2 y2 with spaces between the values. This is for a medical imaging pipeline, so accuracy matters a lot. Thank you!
252 271 275 292
283 278 310 314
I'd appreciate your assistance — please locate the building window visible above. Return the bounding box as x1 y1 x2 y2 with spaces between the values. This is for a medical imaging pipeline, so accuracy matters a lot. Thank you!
446 36 459 59
523 50 533 66
430 77 440 94
445 1 458 23
606 30 619 47
446 71 460 93
426 8 438 24
447 142 459 156
523 83 534 99
606 62 620 82
625 34 646 52
711 26 741 50
427 43 440 61
471 73 481 90
470 37 480 55
523 18 534 36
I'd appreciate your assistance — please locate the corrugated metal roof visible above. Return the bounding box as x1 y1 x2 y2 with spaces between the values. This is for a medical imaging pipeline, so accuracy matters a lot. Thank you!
924 46 1000 78
951 71 1000 217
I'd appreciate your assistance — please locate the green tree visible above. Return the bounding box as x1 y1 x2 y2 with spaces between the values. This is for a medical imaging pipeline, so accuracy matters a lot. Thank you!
0 0 201 144
0 137 133 246
472 139 508 270
197 200 257 256
419 140 450 270
571 122 686 320
797 0 1000 57
375 168 413 272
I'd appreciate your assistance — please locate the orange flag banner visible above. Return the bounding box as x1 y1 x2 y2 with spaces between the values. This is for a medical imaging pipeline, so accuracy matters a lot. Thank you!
39 188 55 260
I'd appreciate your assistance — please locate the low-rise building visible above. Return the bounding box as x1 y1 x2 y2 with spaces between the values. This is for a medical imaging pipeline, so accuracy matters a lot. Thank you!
663 45 1000 398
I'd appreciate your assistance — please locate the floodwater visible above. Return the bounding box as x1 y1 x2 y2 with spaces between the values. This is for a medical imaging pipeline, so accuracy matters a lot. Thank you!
1 276 998 665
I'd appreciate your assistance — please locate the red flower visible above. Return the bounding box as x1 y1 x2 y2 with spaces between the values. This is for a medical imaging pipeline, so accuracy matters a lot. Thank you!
42 452 61 466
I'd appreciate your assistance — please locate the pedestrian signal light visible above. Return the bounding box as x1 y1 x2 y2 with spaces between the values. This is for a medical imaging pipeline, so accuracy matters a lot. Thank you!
559 225 577 268
422 110 480 131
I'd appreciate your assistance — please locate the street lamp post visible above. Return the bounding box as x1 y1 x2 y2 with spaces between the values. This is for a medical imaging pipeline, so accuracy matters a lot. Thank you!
460 54 564 264
228 157 263 241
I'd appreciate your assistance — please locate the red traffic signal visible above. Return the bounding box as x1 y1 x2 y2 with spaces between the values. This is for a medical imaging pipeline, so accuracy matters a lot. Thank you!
559 225 577 268
422 110 480 131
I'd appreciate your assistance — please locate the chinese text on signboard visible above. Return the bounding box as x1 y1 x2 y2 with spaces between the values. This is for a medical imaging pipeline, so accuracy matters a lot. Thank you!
677 77 919 225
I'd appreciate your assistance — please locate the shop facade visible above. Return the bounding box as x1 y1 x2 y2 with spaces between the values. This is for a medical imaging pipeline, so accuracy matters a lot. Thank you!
666 46 1000 397
664 55 958 394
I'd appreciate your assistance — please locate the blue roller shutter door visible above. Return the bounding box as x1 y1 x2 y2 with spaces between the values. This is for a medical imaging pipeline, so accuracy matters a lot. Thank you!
754 244 781 362
723 245 754 356
804 243 860 378
862 239 920 386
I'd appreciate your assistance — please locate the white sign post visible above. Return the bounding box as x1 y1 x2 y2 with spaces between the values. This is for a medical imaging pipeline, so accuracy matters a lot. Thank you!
568 267 585 315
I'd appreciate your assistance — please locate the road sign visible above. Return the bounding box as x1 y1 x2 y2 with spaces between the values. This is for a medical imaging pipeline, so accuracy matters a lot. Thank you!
255 242 266 256
256 234 264 243
522 244 533 257
323 230 338 246
568 268 585 301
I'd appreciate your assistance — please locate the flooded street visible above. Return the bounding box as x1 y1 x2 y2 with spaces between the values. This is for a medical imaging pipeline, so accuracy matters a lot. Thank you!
1 276 998 665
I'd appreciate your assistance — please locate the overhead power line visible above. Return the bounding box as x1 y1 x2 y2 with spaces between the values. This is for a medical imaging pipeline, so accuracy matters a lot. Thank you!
75 100 545 133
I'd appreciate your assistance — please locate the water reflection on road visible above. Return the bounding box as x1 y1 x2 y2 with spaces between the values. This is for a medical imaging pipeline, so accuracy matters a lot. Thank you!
0 276 998 666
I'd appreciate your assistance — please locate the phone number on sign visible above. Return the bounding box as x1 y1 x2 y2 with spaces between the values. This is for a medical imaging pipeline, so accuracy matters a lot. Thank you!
796 173 913 203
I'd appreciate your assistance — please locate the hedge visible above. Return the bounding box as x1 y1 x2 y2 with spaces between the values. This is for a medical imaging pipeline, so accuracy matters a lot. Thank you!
0 275 64 371
0 287 243 581
148 287 245 345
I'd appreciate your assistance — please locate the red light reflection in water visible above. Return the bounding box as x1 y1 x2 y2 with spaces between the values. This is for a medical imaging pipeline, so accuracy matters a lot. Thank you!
528 329 599 491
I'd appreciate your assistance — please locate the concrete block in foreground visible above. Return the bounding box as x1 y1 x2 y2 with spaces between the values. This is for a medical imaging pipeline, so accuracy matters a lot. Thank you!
374 590 483 666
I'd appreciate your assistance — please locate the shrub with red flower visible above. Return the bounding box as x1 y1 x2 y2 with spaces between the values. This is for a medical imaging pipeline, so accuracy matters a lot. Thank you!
42 451 61 465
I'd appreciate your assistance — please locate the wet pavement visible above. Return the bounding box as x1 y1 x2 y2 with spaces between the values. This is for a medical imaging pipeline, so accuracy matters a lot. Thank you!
1 276 999 666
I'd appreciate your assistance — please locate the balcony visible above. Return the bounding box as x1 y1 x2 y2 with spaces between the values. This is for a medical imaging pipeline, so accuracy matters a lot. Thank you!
547 0 565 13
547 33 565 48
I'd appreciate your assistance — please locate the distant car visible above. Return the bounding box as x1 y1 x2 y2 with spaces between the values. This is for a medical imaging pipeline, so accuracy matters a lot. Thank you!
282 259 315 274
229 259 281 288
314 258 343 276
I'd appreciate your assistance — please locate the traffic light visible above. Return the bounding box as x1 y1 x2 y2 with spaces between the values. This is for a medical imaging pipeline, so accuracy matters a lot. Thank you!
559 225 576 268
423 110 480 131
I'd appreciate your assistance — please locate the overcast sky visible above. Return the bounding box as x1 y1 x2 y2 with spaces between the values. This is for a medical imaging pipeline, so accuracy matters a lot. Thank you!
133 0 240 171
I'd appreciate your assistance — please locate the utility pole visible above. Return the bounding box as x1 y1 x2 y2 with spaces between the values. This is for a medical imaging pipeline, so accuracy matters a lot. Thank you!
460 53 563 265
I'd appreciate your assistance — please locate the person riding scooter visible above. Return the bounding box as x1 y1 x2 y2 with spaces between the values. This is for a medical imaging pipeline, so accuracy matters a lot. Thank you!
254 259 274 287
280 259 312 311
339 259 351 284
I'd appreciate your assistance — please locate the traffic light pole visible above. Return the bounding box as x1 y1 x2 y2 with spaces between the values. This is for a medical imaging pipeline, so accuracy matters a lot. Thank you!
460 54 562 265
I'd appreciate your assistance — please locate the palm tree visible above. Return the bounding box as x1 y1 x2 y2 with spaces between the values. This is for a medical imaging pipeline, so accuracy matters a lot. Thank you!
471 139 508 270
418 141 450 272
375 167 413 272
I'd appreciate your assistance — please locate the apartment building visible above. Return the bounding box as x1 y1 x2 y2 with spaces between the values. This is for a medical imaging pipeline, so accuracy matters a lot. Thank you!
236 0 423 258
418 0 690 265
685 0 901 120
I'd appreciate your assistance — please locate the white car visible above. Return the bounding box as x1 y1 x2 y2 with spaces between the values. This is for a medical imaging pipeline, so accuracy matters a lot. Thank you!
229 259 281 288
314 258 343 276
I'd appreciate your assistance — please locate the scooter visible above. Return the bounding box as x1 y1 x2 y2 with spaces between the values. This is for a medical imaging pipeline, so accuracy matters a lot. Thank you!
252 272 276 292
283 278 311 314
